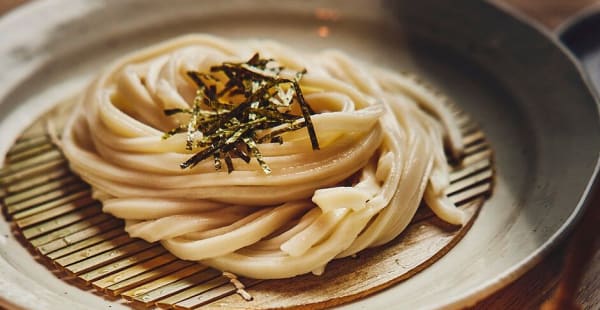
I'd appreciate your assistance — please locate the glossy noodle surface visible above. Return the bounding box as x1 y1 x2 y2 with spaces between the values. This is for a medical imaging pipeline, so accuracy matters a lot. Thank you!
61 35 465 279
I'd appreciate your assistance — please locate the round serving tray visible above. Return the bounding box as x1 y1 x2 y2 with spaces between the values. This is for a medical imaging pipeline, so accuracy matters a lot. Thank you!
0 100 492 309
0 0 599 309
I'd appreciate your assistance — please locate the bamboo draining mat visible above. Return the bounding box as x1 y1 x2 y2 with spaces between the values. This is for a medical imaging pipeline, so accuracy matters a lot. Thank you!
0 108 493 309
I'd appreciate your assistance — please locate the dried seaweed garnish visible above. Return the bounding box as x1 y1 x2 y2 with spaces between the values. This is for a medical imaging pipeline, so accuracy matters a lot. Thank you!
163 53 319 174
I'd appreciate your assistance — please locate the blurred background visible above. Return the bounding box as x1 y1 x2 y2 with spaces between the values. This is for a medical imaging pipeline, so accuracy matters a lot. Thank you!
499 0 599 28
0 0 599 29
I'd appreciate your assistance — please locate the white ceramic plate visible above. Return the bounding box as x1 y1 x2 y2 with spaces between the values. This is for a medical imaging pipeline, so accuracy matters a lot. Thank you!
1 1 599 309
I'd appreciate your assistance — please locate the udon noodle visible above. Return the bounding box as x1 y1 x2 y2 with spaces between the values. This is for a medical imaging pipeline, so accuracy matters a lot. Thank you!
61 35 465 279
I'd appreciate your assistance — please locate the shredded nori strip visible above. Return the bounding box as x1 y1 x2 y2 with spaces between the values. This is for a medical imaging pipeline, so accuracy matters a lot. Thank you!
163 53 319 174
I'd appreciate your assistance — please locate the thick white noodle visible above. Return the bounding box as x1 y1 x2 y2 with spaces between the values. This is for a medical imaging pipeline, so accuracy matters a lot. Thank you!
61 34 465 279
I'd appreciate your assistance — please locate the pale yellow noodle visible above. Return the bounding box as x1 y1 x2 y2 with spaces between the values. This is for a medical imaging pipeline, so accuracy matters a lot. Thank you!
61 34 466 279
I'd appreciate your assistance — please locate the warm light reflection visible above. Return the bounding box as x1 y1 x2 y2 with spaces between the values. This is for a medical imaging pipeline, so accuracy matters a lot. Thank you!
315 8 340 21
317 26 330 38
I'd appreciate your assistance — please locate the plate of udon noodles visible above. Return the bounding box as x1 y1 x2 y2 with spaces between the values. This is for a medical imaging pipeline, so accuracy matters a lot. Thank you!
0 1 598 310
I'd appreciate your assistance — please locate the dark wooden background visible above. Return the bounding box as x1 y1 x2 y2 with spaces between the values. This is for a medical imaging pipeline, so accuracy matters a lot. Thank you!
1 0 599 309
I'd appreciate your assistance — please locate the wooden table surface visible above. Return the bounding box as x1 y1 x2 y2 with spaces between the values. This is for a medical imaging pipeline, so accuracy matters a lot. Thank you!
1 1 599 309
